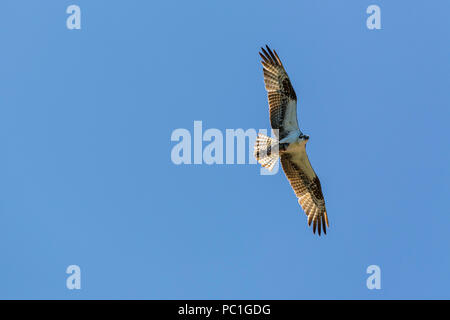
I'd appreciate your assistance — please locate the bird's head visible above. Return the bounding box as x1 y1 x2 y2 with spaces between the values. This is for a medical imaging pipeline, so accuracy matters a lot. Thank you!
299 133 310 141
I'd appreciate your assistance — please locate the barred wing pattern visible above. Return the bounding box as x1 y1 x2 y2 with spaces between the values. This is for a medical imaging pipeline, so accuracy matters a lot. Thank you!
280 154 329 235
259 46 299 140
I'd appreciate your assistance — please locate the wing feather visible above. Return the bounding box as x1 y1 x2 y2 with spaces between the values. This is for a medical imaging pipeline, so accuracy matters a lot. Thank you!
280 154 328 236
260 45 298 140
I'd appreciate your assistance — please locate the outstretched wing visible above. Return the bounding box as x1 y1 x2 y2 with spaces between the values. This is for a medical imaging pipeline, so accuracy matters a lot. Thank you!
280 153 329 236
259 45 299 140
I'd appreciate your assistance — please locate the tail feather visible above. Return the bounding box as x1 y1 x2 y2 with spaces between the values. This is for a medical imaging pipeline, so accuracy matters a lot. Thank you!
254 133 279 171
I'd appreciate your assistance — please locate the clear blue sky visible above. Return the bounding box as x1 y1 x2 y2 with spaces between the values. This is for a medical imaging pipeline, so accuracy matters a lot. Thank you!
0 0 449 299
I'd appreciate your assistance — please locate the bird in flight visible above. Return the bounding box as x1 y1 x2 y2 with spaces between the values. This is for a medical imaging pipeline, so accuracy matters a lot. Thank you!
254 45 329 236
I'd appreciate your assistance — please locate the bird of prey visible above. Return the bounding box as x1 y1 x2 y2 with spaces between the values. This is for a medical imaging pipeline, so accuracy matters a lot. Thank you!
254 45 329 236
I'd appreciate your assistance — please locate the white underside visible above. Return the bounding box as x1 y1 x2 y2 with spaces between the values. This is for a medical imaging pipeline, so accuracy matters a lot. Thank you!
283 100 300 133
279 99 301 143
277 99 315 179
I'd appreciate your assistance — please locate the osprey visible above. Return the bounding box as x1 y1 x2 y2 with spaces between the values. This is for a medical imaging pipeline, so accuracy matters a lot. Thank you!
254 45 329 236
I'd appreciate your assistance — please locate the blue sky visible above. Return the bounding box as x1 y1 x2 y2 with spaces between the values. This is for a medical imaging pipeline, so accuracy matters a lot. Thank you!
0 0 449 299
